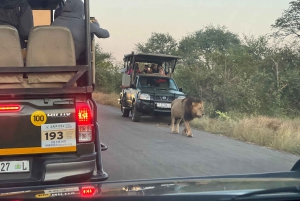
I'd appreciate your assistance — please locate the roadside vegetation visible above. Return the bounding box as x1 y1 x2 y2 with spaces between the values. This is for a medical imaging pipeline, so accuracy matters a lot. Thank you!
191 113 300 155
93 92 119 108
93 0 300 155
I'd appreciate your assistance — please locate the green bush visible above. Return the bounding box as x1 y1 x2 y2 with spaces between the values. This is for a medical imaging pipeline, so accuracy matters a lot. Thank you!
94 44 122 93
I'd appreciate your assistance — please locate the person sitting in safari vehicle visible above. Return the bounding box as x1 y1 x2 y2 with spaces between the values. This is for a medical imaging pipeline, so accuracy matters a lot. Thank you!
150 64 159 73
0 0 33 48
139 78 149 87
147 66 153 74
52 0 110 61
127 63 141 75
142 64 149 74
158 64 166 76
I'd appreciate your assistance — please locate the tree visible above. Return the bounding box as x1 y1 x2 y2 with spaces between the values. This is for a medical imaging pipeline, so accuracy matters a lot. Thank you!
135 33 177 55
175 26 242 113
175 27 287 116
94 44 121 93
135 25 300 117
272 0 300 39
177 25 240 67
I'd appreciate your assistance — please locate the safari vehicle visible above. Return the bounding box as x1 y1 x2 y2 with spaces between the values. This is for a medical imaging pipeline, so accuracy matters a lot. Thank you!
119 53 186 122
0 0 108 187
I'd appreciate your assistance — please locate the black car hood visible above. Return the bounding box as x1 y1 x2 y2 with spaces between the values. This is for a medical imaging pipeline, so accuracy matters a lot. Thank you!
1 168 300 199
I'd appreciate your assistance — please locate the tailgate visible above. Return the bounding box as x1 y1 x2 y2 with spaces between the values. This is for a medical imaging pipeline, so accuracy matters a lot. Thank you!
0 98 76 155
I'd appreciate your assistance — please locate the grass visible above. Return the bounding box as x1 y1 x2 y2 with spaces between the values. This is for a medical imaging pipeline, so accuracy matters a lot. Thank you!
93 91 120 108
93 92 300 156
191 116 300 156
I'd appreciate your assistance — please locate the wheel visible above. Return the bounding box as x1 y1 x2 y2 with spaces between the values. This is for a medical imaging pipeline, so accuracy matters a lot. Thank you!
121 102 130 117
131 102 141 122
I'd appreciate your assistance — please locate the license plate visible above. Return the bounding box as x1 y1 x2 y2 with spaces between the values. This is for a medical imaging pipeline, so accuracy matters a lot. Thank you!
41 122 76 148
157 103 171 108
0 161 29 173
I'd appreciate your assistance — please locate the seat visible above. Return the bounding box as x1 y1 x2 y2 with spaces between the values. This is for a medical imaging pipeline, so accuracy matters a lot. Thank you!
26 26 76 86
0 25 24 85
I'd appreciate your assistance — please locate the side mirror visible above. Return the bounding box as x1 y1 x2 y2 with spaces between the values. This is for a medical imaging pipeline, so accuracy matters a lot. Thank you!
179 88 183 92
130 84 136 89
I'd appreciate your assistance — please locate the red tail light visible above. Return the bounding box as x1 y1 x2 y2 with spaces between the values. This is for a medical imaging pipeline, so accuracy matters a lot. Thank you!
76 102 94 143
0 105 20 112
80 186 97 197
77 104 92 124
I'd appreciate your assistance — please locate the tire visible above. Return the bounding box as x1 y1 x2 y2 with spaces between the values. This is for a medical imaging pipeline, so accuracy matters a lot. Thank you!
121 102 130 117
131 102 141 122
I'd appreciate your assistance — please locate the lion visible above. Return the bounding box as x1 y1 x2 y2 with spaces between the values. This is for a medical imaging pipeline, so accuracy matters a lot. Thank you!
171 96 204 137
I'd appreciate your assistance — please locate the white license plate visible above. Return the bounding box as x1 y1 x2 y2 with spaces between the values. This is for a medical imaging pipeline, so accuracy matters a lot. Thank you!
0 161 29 173
157 103 171 108
41 122 76 148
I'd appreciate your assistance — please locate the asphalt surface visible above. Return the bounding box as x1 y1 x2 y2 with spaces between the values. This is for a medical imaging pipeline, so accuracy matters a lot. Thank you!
97 104 299 181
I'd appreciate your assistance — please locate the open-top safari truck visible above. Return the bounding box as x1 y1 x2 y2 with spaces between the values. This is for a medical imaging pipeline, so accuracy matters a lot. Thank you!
119 52 186 122
0 0 108 187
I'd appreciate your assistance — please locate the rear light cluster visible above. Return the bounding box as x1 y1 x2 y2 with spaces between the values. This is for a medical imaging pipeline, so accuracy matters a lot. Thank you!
0 105 20 112
80 186 97 197
76 102 94 143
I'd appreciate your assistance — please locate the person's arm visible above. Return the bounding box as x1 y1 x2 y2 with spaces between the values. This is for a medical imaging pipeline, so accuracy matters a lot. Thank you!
127 69 132 75
90 20 110 38
54 6 62 20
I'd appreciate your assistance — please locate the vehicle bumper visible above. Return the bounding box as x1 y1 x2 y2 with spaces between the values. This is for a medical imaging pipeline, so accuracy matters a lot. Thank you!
0 153 96 188
136 100 171 114
43 156 95 182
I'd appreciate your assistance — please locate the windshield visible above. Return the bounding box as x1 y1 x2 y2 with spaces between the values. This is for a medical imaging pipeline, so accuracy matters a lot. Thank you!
1 0 300 195
138 77 178 90
93 0 299 188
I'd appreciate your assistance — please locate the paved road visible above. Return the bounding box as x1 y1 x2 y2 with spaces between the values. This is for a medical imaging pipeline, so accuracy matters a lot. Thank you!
97 104 299 181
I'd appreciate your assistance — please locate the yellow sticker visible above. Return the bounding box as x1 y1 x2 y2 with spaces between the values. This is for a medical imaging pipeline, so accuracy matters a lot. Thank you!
35 193 51 198
31 110 47 126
